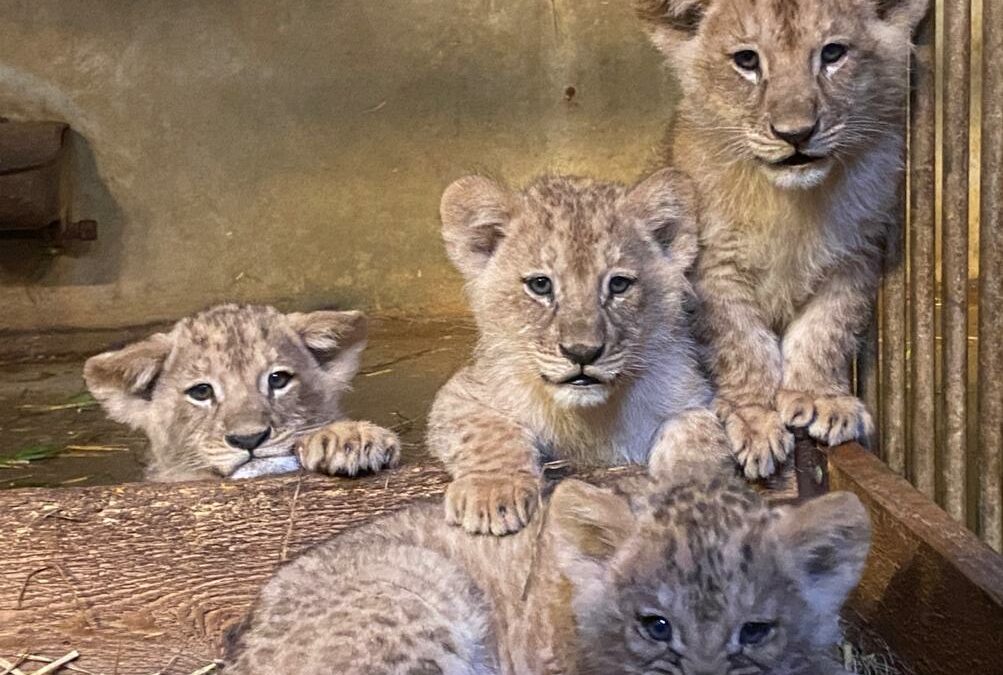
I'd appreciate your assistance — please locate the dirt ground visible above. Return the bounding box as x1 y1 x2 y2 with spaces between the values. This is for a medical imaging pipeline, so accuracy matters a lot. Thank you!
0 317 477 489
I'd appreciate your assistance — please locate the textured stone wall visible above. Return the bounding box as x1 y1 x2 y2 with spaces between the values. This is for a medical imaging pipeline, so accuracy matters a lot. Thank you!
0 0 677 330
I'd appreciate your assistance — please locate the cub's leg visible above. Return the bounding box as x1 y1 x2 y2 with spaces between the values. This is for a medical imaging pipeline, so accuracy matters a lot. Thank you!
427 371 540 536
295 420 400 476
777 258 878 447
647 408 734 481
696 254 793 478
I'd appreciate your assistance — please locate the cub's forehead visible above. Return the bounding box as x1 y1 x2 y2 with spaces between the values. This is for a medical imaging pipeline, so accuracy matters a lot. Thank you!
708 0 869 43
166 305 301 373
507 177 640 264
630 480 777 579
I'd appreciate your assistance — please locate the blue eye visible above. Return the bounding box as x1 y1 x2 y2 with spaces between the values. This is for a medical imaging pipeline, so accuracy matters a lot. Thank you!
821 43 848 65
526 276 553 296
609 276 635 295
739 621 776 646
640 615 673 642
185 383 214 402
268 370 294 391
733 49 759 71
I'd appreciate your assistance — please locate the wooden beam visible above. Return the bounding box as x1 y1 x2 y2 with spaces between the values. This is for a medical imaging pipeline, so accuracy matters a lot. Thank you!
830 443 1003 675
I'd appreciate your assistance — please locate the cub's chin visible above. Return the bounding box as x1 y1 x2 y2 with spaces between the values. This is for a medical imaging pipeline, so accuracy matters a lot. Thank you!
550 382 612 409
760 155 834 190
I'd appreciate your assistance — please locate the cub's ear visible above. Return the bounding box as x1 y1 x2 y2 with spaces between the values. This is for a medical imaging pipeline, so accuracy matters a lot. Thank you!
84 333 173 429
287 310 368 386
550 480 636 576
771 492 871 619
635 0 711 41
622 167 699 272
875 0 930 31
440 175 514 279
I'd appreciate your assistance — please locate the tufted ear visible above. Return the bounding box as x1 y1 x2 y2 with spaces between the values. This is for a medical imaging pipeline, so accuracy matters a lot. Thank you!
875 0 930 31
440 175 514 279
621 167 699 273
771 492 871 619
634 0 712 40
287 310 368 386
84 333 173 430
550 480 637 579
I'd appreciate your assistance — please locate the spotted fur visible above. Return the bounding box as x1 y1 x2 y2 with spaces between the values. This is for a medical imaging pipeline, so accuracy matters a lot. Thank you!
428 169 734 536
636 0 929 477
84 304 399 481
226 476 869 674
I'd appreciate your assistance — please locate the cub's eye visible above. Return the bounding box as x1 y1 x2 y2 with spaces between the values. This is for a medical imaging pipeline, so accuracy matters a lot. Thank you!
185 383 215 403
525 275 554 297
608 276 635 295
821 43 848 65
739 621 777 646
733 49 760 71
268 370 294 391
640 615 673 643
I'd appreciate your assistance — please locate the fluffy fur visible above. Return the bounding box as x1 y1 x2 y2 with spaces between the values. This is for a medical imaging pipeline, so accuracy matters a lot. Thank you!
226 475 870 674
84 304 399 482
428 170 734 536
636 0 929 477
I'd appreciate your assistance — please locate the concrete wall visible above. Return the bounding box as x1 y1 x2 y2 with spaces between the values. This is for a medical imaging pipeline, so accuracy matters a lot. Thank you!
0 0 677 331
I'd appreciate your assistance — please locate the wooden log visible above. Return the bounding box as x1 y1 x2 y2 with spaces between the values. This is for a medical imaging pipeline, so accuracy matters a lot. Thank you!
830 443 1003 675
0 465 451 674
0 458 798 674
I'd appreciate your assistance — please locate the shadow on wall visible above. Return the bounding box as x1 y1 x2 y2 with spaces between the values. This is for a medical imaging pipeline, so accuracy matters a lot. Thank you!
0 129 124 287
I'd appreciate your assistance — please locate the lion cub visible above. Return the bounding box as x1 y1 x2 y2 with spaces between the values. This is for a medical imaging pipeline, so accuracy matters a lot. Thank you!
636 0 928 477
84 304 399 482
429 169 733 535
226 475 870 674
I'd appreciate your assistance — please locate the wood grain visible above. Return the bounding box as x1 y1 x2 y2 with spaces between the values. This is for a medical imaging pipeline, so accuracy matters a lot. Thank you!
830 444 1003 675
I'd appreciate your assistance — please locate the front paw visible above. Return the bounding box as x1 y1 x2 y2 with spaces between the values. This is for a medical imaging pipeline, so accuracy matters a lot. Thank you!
444 473 539 536
777 390 873 446
724 405 793 480
295 421 400 476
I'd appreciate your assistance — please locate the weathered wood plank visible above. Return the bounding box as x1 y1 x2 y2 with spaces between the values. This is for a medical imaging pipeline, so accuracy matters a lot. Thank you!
830 443 1003 675
0 466 451 674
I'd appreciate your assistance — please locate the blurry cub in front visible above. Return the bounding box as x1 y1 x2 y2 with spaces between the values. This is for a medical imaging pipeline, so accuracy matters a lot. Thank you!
226 475 870 674
84 303 399 482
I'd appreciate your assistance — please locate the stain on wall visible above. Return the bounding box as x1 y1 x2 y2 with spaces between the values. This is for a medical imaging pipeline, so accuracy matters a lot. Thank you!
0 0 678 331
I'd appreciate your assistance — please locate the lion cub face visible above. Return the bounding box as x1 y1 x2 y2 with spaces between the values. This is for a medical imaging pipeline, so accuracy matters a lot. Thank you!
553 478 871 675
440 170 698 409
85 304 366 480
638 0 928 189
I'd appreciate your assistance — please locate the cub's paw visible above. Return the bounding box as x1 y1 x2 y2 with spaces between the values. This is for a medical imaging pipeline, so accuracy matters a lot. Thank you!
444 473 539 536
777 391 874 446
724 405 794 480
295 420 400 476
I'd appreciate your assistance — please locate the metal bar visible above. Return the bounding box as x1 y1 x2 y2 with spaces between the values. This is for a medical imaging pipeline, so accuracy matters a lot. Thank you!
939 0 971 520
908 16 938 494
881 214 908 475
979 0 1003 552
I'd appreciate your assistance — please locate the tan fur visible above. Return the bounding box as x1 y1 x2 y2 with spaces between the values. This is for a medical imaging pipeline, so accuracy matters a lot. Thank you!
637 0 929 477
84 304 399 482
226 475 869 674
428 170 734 536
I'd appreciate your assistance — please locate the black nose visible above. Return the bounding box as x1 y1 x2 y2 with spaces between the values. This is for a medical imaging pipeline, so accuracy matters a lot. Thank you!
225 428 271 451
771 121 818 147
559 343 605 366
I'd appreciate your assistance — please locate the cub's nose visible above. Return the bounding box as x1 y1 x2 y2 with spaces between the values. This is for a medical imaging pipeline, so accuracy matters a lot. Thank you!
770 120 818 148
559 342 605 366
225 427 272 451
